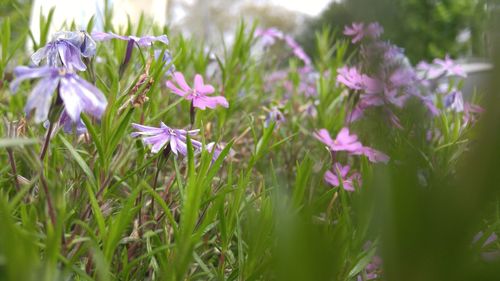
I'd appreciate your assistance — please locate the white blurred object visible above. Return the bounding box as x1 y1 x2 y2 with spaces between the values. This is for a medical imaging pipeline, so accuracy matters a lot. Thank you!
269 0 334 16
29 0 167 48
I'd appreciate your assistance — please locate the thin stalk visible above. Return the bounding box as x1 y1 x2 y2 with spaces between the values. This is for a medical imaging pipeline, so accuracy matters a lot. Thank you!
190 101 196 128
40 173 56 226
40 121 55 160
39 116 57 227
7 148 20 192
149 145 171 221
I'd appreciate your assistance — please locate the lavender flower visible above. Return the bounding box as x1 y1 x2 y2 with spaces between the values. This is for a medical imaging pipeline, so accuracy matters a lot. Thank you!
265 106 286 128
154 49 175 76
92 31 169 77
131 122 202 155
91 32 169 46
324 163 361 191
31 31 93 71
444 90 464 112
10 66 107 123
206 142 235 161
59 111 87 134
420 55 467 80
166 72 228 110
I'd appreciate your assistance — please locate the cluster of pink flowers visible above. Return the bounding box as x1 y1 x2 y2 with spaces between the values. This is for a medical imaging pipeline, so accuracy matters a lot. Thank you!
339 22 483 130
338 24 418 125
255 27 312 66
314 127 388 191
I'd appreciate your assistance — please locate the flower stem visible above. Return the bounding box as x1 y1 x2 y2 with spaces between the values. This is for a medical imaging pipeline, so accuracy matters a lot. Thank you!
40 120 55 161
40 172 57 226
7 148 20 192
190 101 196 128
149 145 171 219
39 120 57 227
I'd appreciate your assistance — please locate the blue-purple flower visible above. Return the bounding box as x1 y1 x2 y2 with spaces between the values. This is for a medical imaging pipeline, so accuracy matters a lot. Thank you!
10 66 107 123
444 90 464 112
31 31 95 71
92 31 169 77
91 32 169 46
45 110 87 135
154 49 175 76
131 122 202 155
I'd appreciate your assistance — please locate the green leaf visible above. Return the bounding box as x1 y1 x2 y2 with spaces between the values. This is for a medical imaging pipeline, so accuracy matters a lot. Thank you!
59 135 98 189
0 138 37 148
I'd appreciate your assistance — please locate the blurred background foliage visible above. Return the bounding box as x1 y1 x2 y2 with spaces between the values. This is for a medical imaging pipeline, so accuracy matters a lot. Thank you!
0 0 32 40
300 0 489 63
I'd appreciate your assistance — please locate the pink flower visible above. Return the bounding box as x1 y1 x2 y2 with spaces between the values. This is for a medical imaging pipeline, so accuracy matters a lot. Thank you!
344 22 365 43
284 35 311 65
315 127 390 164
324 163 361 191
344 22 383 44
356 147 390 164
337 66 365 91
314 127 363 153
255 27 284 47
166 72 228 110
337 66 382 93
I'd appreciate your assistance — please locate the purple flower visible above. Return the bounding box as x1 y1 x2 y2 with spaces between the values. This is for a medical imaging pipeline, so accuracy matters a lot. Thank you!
131 122 202 155
324 163 361 191
344 22 383 44
206 142 235 161
31 32 90 71
92 32 169 77
265 106 286 128
444 90 464 112
10 66 107 123
56 31 97 57
154 49 175 76
166 72 228 110
45 110 87 135
255 27 283 47
91 32 169 46
314 127 363 153
424 55 467 79
366 22 384 39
